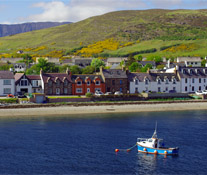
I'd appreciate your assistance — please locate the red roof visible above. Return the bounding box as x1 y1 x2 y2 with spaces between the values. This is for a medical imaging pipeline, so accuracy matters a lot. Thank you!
27 75 41 80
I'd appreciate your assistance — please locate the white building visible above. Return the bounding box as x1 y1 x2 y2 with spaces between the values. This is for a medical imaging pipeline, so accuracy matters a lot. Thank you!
129 72 180 93
0 71 15 96
14 73 32 94
177 57 202 67
177 67 207 93
27 75 43 93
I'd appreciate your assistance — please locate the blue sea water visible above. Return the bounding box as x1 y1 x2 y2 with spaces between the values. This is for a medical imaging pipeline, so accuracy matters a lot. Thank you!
0 110 207 174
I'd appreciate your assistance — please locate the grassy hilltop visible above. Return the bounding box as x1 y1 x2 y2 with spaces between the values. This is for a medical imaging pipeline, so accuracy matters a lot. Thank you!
1 9 207 58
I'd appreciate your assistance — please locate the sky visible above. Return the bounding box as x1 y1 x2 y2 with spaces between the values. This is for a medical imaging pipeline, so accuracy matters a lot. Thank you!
0 0 207 24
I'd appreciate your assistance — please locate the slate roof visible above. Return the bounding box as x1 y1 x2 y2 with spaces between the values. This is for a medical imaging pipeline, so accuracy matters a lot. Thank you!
138 61 156 67
14 73 24 82
71 74 104 83
128 72 179 82
178 67 207 78
0 71 14 79
27 75 41 80
41 73 72 83
102 69 128 79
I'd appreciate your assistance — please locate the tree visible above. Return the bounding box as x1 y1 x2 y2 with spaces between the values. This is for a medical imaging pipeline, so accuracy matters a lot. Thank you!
82 66 95 74
141 63 153 72
70 65 82 74
135 55 143 61
26 58 59 74
91 58 105 72
126 54 136 67
22 54 33 65
201 59 206 67
129 62 142 72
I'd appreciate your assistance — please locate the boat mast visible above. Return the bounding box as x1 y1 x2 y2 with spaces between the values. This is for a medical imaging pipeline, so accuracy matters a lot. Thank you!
152 121 157 138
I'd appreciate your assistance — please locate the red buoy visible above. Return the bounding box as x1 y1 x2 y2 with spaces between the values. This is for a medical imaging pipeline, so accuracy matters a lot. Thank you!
115 149 119 152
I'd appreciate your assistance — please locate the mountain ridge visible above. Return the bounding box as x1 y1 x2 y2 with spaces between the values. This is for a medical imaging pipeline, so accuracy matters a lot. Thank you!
0 22 71 37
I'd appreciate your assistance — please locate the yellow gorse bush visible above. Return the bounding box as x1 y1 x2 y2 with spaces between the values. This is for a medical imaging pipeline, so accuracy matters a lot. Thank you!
163 43 198 53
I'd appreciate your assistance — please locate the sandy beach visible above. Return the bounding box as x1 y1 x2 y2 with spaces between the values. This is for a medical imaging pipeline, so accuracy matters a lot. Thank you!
0 101 207 118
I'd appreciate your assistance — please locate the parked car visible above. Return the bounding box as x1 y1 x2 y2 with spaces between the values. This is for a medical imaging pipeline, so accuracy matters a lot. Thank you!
7 94 15 98
202 90 207 95
15 92 26 98
195 90 203 95
105 92 112 95
114 91 123 95
169 90 176 93
95 91 104 96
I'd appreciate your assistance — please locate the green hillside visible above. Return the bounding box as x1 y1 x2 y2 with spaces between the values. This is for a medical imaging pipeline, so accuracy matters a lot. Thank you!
1 9 207 57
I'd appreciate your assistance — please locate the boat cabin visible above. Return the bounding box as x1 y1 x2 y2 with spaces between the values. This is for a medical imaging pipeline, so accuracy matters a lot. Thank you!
137 138 164 148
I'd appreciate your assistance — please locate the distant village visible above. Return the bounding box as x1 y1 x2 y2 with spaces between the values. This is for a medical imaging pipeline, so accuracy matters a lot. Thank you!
0 55 207 103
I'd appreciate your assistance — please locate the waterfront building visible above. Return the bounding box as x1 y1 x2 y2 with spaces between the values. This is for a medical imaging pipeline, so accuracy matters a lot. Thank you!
0 71 15 96
14 73 32 94
177 66 207 93
99 67 128 94
128 72 180 93
27 75 43 93
40 69 73 95
71 74 105 95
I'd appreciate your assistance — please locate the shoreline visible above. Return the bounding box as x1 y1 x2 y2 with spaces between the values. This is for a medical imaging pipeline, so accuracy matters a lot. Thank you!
0 101 207 118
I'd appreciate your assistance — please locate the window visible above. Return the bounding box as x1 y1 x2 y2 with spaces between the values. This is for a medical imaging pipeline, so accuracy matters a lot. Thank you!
192 86 194 92
76 88 82 93
87 81 90 86
158 87 161 92
48 88 52 94
173 87 176 91
77 81 82 86
145 79 148 85
95 88 101 92
185 78 188 83
173 79 176 84
3 88 11 94
20 80 28 86
165 87 168 92
204 79 206 83
120 80 123 85
185 86 188 92
64 88 68 94
64 80 68 86
32 80 39 87
165 79 169 84
157 79 161 84
199 78 201 83
199 86 201 91
135 87 138 93
112 80 115 85
135 79 138 85
48 81 52 87
56 80 60 87
120 88 122 92
87 88 90 93
95 81 100 85
56 88 60 95
192 78 195 84
3 80 11 85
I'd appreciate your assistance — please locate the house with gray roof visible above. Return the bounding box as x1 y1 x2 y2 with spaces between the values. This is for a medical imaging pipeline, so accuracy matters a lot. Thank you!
128 71 180 93
0 71 15 96
177 66 207 93
176 57 202 67
100 67 128 94
40 69 72 95
27 75 43 93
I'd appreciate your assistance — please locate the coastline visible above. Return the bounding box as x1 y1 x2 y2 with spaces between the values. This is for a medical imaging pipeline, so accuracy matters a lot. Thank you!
0 101 207 118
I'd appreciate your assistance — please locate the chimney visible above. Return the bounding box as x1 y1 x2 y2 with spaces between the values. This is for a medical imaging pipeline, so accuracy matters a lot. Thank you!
167 59 170 68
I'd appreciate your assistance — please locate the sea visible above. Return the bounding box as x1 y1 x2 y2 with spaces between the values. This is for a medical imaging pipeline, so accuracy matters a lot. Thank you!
0 110 206 174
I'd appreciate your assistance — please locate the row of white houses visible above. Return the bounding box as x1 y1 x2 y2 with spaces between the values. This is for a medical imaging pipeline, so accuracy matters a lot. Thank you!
129 66 207 94
1 66 207 96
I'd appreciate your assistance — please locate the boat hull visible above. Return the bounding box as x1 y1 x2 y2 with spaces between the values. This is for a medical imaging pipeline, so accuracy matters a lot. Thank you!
137 144 179 155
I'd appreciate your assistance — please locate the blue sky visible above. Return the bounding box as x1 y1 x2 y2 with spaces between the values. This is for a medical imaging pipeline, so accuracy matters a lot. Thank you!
0 0 207 24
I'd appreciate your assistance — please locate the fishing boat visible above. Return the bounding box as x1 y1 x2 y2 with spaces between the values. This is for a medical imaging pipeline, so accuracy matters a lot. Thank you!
137 123 179 155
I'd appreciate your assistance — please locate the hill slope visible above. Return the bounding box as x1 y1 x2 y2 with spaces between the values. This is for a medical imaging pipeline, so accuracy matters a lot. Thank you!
1 9 207 57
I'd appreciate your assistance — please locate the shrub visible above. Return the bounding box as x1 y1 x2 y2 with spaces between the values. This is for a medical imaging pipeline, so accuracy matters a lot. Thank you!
85 92 93 98
0 98 18 104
